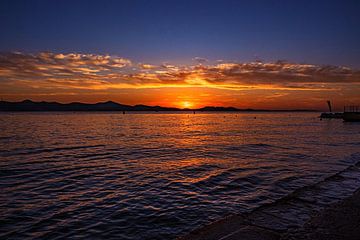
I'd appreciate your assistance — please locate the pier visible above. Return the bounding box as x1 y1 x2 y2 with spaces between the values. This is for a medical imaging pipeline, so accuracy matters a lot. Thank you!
343 106 360 122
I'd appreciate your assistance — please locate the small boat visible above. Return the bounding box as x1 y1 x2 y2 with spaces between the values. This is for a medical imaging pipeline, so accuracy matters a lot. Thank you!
343 106 360 122
320 112 343 119
319 100 343 119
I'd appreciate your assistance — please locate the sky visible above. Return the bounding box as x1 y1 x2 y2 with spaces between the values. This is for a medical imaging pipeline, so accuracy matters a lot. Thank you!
0 0 359 110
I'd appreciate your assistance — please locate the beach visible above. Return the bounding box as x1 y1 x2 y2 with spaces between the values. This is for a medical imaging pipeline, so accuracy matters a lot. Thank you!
179 161 360 240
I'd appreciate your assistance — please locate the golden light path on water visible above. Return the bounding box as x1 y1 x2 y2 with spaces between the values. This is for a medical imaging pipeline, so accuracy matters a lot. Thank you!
1 112 360 239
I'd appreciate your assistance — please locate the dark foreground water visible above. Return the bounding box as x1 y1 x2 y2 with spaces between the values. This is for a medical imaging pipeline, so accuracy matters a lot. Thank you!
0 112 359 239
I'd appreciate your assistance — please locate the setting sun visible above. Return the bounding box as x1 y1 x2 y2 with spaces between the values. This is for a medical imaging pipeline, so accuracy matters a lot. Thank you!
180 101 193 109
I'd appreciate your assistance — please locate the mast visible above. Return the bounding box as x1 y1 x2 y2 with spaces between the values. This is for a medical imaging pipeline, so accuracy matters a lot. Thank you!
326 100 332 112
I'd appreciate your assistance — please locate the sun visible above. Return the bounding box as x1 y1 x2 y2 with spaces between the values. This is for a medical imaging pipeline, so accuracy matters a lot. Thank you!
180 101 193 109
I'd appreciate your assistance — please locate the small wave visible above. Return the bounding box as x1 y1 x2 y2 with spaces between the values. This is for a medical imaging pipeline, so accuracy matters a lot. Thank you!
178 164 220 176
1 144 106 157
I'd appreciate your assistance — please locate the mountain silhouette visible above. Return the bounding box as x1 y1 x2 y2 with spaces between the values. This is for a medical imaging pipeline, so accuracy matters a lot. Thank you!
0 100 317 112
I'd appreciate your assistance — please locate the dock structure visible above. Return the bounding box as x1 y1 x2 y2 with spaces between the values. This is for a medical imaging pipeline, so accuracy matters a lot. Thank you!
344 105 360 113
343 106 360 122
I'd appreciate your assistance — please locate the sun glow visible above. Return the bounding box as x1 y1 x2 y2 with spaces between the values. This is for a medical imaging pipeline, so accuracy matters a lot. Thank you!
180 101 193 109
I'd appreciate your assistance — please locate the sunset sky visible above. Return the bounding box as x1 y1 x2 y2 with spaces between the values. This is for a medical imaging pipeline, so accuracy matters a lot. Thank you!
1 0 359 110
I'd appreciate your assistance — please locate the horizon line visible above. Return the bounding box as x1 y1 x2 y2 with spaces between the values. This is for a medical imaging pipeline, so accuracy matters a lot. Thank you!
0 99 322 112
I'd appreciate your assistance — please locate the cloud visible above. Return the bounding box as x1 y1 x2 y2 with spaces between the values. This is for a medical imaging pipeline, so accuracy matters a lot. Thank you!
198 61 360 90
139 63 157 69
0 52 131 77
192 57 208 64
0 52 359 93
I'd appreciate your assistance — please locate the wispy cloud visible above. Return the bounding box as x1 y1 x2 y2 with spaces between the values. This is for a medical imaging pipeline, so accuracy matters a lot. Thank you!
192 57 208 64
0 52 359 93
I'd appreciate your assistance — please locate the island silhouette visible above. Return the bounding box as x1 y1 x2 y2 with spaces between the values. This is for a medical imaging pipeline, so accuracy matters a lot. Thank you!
0 100 317 112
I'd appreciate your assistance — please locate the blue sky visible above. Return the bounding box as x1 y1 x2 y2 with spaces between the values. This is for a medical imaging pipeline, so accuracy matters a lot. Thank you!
1 0 360 67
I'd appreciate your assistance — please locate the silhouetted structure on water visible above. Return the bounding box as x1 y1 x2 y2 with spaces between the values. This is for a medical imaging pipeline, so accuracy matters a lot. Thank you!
343 106 360 122
320 100 343 119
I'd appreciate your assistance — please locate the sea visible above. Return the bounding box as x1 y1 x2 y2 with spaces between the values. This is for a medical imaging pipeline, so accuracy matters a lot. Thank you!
1 112 359 239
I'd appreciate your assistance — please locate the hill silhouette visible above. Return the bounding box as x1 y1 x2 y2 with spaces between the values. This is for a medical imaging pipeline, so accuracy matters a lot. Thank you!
0 100 317 112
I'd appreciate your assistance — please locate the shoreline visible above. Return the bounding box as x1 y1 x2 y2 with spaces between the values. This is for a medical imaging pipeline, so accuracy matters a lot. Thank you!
178 160 360 240
282 188 360 240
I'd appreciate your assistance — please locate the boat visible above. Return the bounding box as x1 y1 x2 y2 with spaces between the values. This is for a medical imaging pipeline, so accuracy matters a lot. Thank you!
319 100 343 119
343 106 360 122
320 112 343 119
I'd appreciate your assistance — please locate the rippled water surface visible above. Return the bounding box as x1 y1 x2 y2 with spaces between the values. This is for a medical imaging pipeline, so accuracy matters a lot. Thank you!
1 112 359 239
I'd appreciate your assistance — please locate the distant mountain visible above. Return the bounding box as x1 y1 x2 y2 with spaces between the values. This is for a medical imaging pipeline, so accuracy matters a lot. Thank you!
0 100 130 111
0 100 169 111
132 104 179 111
0 100 318 112
197 106 243 111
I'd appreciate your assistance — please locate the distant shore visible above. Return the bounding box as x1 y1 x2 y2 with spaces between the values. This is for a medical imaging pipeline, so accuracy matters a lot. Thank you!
0 100 319 112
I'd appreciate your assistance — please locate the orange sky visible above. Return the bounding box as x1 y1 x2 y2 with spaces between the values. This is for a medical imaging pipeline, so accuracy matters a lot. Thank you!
1 52 359 111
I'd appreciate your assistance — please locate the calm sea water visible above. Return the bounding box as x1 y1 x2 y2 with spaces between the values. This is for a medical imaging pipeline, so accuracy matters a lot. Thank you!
1 112 359 239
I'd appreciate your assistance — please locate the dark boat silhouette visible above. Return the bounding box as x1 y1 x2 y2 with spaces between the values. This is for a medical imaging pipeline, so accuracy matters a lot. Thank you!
320 101 343 119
